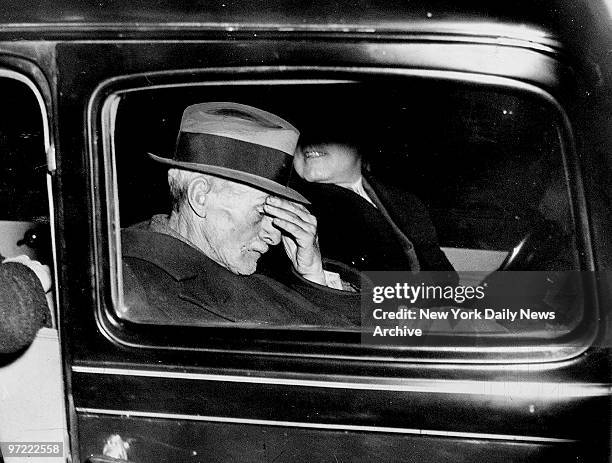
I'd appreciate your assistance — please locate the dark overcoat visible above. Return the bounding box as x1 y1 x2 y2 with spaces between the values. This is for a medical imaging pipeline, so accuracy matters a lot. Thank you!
0 262 50 353
290 174 455 274
121 228 361 326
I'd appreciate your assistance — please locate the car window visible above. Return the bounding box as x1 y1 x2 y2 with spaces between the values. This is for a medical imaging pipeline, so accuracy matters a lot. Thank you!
104 77 586 343
0 75 49 263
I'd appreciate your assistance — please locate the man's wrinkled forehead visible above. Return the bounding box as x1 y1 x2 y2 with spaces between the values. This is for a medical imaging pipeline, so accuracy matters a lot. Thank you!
215 176 269 202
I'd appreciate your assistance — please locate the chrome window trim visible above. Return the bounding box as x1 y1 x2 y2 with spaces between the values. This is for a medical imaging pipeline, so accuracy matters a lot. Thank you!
0 24 561 52
100 94 124 315
72 365 612 399
75 407 575 444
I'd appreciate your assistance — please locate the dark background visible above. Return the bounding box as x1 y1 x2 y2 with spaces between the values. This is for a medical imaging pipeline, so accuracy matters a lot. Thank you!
115 78 569 252
0 77 46 222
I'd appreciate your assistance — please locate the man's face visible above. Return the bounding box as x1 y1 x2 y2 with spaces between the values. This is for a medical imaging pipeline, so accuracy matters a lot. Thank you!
198 180 281 275
293 142 362 184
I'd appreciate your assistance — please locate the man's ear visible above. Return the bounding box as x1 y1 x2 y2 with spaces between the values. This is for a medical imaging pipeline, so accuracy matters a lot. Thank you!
187 176 212 218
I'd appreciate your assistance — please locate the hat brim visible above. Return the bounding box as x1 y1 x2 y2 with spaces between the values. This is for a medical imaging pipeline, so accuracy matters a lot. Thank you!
148 152 310 205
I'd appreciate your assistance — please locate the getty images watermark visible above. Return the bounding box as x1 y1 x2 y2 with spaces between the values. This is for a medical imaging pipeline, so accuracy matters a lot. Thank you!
361 271 585 344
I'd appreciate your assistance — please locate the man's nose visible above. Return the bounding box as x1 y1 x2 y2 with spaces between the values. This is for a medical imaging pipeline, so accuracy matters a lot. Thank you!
260 216 281 245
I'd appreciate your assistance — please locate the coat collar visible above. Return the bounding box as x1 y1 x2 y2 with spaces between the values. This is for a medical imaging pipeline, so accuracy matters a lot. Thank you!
122 226 207 281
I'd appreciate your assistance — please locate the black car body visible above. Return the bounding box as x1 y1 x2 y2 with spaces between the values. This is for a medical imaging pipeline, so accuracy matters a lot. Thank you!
0 1 611 462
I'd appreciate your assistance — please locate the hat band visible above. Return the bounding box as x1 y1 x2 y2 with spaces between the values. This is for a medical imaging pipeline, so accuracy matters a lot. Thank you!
175 132 293 184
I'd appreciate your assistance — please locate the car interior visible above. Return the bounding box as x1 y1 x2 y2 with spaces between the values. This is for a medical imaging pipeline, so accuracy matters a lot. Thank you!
0 76 48 263
108 77 583 334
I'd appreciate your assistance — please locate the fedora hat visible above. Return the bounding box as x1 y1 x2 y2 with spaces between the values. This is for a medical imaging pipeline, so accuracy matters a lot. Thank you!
149 102 308 204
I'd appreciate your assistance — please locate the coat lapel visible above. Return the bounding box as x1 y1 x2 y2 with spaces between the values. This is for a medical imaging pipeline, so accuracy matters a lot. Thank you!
362 176 421 271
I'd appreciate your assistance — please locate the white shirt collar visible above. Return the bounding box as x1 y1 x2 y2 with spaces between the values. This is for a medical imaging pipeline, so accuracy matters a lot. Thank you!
337 176 377 207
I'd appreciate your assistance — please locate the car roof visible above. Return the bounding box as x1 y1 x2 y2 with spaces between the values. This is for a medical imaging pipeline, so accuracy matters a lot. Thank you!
0 0 609 92
0 0 564 45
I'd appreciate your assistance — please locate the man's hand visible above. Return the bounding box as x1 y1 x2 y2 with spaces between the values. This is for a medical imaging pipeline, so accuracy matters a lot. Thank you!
263 196 326 285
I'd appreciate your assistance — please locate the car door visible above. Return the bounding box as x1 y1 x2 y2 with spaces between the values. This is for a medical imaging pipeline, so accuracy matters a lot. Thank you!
47 4 612 463
0 54 67 463
49 40 609 462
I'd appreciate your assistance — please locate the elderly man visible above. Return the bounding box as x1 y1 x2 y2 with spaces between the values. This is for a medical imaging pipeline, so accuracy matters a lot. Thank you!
121 102 358 326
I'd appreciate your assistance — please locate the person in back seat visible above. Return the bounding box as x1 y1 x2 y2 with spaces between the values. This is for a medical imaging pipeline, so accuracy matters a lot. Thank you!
291 133 455 278
121 102 360 326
